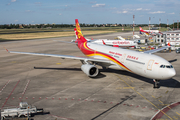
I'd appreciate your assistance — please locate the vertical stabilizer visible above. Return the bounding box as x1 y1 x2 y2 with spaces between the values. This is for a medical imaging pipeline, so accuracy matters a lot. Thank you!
139 27 143 30
75 19 87 42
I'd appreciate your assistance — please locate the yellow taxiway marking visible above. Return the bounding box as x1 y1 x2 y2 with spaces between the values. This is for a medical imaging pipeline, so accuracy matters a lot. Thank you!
158 104 170 106
165 90 169 94
151 95 156 99
56 63 61 65
116 75 173 120
176 112 180 116
173 116 178 119
159 100 164 104
124 76 134 83
116 87 135 89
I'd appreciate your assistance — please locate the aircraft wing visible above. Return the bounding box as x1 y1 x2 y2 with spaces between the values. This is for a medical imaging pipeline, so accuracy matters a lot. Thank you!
144 46 169 54
5 49 113 65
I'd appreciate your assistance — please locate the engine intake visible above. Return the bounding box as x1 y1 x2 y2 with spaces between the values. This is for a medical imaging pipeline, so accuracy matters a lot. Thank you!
81 64 99 77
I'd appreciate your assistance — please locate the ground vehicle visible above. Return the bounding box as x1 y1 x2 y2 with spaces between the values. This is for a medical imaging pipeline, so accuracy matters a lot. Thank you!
176 48 180 53
1 102 42 119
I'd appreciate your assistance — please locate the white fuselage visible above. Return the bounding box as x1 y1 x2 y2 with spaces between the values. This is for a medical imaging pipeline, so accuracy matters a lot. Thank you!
86 42 175 80
143 30 159 33
91 39 137 47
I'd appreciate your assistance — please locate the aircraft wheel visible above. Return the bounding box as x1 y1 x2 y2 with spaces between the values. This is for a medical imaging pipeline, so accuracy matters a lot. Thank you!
153 79 160 88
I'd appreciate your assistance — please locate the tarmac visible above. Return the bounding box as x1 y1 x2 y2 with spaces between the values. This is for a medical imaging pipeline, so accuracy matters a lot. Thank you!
0 32 180 120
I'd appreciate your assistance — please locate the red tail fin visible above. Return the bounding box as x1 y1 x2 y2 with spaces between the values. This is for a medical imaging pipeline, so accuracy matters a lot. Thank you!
75 19 87 42
167 42 171 46
102 40 106 45
139 27 143 30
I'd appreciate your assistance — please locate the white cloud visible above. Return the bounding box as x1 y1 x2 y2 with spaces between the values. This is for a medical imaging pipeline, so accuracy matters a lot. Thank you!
136 8 142 11
92 4 105 7
149 11 165 14
122 11 128 13
117 10 128 14
90 1 97 4
144 9 150 11
169 12 175 14
11 0 16 2
134 8 150 11
34 2 42 6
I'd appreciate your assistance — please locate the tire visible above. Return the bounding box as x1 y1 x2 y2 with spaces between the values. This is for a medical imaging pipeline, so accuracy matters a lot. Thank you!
19 115 26 118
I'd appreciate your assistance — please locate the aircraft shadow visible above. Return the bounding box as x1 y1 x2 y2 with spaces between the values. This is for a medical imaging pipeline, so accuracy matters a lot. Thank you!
100 68 180 88
91 95 136 120
34 66 106 78
34 66 179 88
34 66 82 71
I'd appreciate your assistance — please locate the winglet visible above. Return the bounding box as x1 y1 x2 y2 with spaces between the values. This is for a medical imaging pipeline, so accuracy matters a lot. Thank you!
3 47 9 53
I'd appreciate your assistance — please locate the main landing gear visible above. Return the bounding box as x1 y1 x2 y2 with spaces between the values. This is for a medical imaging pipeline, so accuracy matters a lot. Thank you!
153 79 160 88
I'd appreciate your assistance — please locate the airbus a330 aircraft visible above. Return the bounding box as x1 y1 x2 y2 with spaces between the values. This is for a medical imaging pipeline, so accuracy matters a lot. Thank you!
5 19 176 88
139 27 162 36
73 28 137 47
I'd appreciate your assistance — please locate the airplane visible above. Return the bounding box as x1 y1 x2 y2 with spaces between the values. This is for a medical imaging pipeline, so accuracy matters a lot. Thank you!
91 39 137 48
4 19 176 88
73 28 137 48
139 27 162 36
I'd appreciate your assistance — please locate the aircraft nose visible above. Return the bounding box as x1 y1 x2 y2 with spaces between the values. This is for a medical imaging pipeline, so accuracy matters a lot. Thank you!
168 69 176 78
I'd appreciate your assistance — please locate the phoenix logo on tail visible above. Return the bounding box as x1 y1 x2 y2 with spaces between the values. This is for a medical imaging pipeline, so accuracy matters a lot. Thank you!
75 19 85 40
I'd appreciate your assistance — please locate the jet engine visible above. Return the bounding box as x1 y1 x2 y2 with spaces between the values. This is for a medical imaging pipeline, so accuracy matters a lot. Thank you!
81 64 99 77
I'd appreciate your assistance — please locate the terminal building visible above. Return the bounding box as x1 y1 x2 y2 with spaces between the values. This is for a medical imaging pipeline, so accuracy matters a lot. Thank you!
153 30 180 45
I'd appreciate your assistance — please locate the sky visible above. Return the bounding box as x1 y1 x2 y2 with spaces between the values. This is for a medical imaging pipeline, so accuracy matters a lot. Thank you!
0 0 180 24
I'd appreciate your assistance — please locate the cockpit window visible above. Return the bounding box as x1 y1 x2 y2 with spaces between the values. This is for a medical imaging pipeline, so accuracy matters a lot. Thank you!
166 66 170 68
160 65 173 68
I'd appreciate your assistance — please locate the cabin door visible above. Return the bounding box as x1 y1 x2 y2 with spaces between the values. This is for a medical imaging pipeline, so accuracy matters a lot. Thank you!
121 54 126 63
147 60 154 70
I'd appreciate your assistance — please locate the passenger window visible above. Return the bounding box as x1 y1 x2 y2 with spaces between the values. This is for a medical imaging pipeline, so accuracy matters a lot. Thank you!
160 65 163 68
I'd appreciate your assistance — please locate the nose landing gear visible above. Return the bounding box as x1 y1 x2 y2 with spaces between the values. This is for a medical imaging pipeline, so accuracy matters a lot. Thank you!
153 79 160 88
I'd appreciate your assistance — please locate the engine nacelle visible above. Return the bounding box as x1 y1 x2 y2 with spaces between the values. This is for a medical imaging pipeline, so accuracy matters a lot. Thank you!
81 64 99 77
